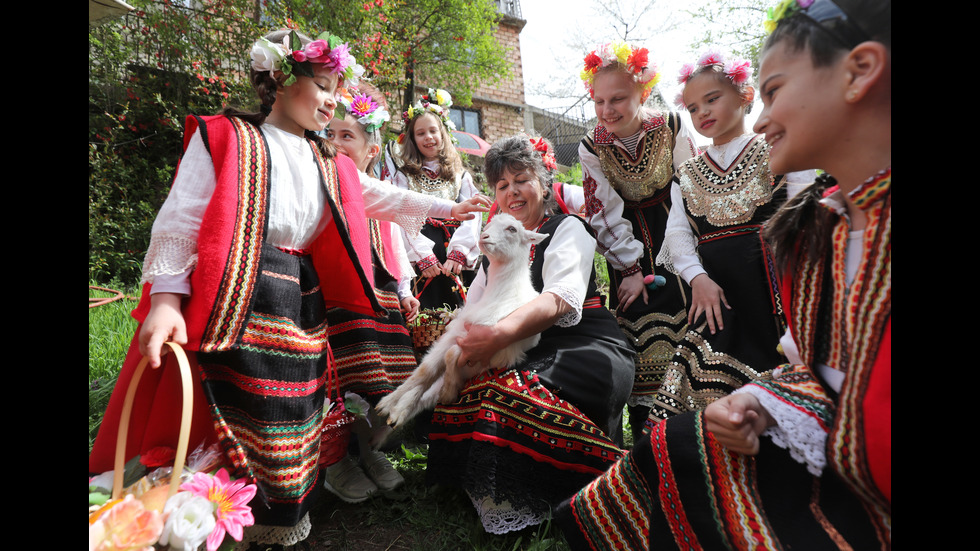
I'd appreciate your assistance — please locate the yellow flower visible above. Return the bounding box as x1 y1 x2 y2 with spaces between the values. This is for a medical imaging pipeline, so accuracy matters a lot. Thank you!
612 41 631 65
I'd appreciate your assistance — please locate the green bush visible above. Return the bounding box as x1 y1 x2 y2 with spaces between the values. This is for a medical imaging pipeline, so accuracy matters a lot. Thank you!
88 1 261 285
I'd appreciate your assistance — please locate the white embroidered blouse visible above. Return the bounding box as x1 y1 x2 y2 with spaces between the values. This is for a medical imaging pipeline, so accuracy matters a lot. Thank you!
579 110 699 272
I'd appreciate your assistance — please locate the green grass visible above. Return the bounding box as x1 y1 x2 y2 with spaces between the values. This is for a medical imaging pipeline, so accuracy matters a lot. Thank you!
89 282 140 451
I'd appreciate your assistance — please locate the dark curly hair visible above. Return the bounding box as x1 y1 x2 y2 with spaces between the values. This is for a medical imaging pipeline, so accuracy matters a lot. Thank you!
484 135 559 215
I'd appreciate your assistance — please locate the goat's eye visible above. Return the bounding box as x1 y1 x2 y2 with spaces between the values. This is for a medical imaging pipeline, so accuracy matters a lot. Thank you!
506 226 517 233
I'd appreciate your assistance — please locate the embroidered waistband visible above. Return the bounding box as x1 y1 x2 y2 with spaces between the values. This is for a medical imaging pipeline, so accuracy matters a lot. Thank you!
624 185 670 209
583 296 603 309
277 246 311 256
698 224 762 244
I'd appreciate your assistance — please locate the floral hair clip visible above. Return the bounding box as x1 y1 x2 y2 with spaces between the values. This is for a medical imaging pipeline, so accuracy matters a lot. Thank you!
250 30 365 87
580 41 661 102
677 49 752 87
400 88 457 145
763 0 871 48
528 136 558 171
336 87 390 133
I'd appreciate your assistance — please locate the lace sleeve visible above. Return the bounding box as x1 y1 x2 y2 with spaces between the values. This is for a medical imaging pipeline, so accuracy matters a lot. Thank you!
140 232 198 286
734 378 828 477
547 286 583 327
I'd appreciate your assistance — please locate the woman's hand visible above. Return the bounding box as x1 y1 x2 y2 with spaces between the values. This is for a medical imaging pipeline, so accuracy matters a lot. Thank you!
451 194 492 221
455 322 501 369
138 292 187 368
616 271 649 314
400 296 420 324
442 259 464 276
704 393 775 455
419 262 443 279
689 273 731 334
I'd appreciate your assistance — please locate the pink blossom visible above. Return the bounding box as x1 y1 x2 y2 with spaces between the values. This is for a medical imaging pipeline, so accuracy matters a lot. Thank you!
678 63 696 84
697 49 725 67
725 59 752 85
180 468 257 551
291 49 307 62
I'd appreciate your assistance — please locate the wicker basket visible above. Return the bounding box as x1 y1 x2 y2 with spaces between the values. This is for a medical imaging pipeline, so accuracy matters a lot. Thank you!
410 312 449 352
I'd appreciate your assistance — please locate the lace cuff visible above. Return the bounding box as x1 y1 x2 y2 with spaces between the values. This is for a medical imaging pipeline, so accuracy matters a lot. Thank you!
140 233 198 286
545 286 583 327
734 382 828 476
395 192 437 238
656 230 699 276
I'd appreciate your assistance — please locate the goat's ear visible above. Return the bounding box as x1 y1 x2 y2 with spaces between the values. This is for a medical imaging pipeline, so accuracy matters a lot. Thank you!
525 231 549 246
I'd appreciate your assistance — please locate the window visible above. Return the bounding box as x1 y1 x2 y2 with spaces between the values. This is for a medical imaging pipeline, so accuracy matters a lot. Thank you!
449 108 481 137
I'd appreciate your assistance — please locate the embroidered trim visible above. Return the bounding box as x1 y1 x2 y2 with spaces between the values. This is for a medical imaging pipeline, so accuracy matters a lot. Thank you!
621 263 642 277
416 254 439 271
200 117 269 352
406 170 461 202
446 249 468 267
591 114 666 145
234 513 312 548
592 123 676 201
676 136 777 227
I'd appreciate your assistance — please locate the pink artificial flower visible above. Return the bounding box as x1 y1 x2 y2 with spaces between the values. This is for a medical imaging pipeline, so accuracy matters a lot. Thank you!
291 49 307 63
180 468 257 551
697 49 725 67
303 39 331 62
724 59 752 85
678 62 696 84
349 94 378 117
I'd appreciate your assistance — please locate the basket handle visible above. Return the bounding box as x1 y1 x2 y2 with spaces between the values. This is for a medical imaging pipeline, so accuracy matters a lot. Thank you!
112 342 193 503
413 272 467 302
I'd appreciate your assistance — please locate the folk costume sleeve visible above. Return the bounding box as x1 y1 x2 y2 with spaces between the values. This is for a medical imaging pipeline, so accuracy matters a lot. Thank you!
390 169 439 267
579 140 644 273
141 128 215 296
446 170 482 269
656 179 704 283
540 217 595 327
357 171 453 238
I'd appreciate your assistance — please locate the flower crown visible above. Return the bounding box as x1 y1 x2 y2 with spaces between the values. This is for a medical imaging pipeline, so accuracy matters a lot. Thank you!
336 86 390 133
400 88 457 145
580 41 661 101
527 136 558 172
250 30 365 87
763 0 871 47
677 49 752 86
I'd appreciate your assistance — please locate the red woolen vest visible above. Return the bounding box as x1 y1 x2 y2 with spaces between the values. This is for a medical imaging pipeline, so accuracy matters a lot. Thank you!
131 114 385 352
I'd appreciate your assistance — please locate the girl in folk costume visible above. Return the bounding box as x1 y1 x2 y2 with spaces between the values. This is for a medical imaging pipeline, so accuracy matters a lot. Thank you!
557 0 891 548
321 81 418 503
646 50 816 425
578 41 699 442
390 89 483 311
427 135 635 535
88 29 489 549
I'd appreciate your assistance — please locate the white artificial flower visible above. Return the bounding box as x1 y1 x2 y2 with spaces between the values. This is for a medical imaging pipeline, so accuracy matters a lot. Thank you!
250 37 285 77
158 492 217 551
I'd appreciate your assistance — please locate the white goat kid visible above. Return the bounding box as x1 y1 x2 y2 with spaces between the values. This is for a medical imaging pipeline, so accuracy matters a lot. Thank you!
376 213 548 427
